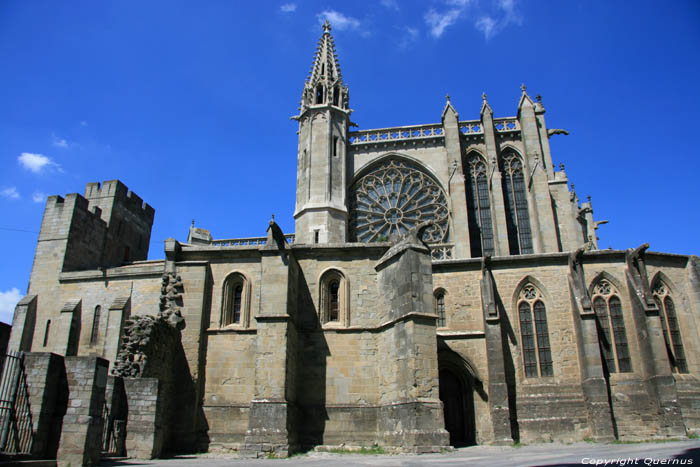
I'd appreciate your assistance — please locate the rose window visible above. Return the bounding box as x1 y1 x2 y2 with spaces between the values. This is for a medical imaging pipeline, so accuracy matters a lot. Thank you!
348 158 450 243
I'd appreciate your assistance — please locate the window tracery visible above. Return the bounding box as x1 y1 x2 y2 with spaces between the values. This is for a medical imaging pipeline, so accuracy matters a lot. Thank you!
501 152 533 255
348 158 449 244
592 279 631 373
518 284 552 377
652 281 688 373
465 154 494 257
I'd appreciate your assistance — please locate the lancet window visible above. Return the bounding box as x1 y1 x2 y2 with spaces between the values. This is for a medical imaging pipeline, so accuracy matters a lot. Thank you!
518 284 552 377
501 152 533 255
652 281 688 373
222 272 250 327
434 289 446 328
320 269 348 326
592 279 631 373
348 158 450 244
465 154 494 257
90 305 101 346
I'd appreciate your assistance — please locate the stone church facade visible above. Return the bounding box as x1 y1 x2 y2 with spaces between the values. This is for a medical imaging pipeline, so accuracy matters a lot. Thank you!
9 22 700 458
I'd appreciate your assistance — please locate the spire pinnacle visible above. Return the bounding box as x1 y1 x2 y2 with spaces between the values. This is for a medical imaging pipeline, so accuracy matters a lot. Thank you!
299 21 349 110
521 83 527 93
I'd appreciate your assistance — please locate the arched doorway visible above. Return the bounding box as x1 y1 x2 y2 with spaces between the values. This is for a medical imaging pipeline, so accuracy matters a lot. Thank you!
438 352 477 446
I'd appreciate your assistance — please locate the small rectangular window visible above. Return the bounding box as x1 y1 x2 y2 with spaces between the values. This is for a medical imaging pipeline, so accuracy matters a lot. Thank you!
314 230 320 244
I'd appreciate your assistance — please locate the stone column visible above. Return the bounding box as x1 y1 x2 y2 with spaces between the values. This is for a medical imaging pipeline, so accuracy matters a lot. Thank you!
567 250 615 441
481 98 510 257
374 225 449 452
57 356 108 467
23 352 65 458
518 91 558 253
242 220 298 458
625 245 685 437
480 257 513 444
442 99 471 259
124 377 164 459
8 295 37 352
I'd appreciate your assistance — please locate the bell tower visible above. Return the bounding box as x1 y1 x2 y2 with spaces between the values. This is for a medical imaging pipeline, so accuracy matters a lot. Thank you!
293 21 351 244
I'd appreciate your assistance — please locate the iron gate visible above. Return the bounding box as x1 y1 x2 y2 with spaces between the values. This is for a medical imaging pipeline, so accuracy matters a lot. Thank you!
0 351 33 454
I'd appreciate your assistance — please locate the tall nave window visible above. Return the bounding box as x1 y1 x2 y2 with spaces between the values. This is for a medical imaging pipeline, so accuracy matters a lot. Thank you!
465 154 494 257
652 281 688 374
518 283 552 377
501 152 533 255
592 279 631 373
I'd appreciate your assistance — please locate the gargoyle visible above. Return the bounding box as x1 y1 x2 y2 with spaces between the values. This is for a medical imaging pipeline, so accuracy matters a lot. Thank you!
547 129 569 138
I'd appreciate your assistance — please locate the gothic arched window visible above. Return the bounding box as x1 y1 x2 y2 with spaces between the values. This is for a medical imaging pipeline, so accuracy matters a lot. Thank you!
222 272 250 327
465 154 494 257
501 152 533 255
518 284 552 377
652 281 688 374
348 158 450 244
90 305 101 346
434 289 446 328
592 279 631 373
320 269 348 326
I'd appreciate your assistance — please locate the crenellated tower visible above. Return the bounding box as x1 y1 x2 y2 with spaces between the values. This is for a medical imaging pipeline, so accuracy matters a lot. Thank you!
293 21 351 244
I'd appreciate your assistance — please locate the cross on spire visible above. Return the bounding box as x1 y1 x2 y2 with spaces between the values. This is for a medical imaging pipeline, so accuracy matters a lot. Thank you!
322 20 331 34
521 83 527 93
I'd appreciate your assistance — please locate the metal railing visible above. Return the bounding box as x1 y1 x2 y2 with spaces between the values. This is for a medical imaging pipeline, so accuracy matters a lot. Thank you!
0 351 33 454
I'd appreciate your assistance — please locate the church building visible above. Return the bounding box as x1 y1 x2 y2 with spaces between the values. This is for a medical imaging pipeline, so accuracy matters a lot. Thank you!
8 22 700 458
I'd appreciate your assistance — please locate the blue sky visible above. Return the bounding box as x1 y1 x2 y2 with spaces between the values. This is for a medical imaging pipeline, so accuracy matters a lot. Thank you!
1 1 699 323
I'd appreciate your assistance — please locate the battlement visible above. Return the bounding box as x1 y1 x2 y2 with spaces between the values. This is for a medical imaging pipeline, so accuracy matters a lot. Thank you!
84 180 155 223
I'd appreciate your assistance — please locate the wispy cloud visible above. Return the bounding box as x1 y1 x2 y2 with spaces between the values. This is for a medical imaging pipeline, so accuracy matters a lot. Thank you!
380 0 400 11
475 16 497 40
397 26 420 49
424 0 521 40
280 3 296 13
0 288 21 324
32 192 46 203
18 152 62 174
80 120 88 126
317 10 369 36
1 187 20 200
425 8 462 38
52 135 69 148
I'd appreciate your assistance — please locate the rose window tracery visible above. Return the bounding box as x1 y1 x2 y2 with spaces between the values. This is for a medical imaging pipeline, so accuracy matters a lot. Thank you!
348 158 450 243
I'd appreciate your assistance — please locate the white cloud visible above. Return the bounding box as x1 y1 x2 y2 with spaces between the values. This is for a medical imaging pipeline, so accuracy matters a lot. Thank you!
280 3 296 13
317 10 367 36
52 135 68 148
380 0 400 10
398 26 419 48
32 192 46 203
1 187 20 200
18 152 62 173
425 8 462 38
80 120 88 126
475 16 497 40
424 0 521 41
0 288 21 324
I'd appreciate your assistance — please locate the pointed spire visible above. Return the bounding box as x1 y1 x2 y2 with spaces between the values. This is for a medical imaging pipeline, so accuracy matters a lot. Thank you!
480 91 493 117
441 92 459 120
300 21 349 110
517 82 535 116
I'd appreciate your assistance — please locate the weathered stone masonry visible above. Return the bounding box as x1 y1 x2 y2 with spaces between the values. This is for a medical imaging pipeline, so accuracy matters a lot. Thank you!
7 21 700 461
